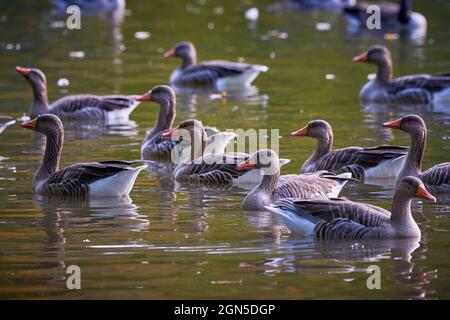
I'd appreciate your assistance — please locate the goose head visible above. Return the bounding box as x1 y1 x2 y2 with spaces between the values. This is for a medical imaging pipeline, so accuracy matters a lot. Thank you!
20 114 63 136
237 149 280 176
162 119 207 148
16 66 47 87
291 119 332 140
353 45 391 65
136 85 175 104
383 114 426 135
164 41 196 60
397 176 436 202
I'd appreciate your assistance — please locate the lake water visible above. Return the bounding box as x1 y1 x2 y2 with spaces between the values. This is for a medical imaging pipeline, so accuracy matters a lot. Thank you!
0 0 449 299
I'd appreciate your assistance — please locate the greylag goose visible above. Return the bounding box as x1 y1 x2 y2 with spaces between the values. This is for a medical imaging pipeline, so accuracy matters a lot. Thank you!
353 46 450 103
266 176 435 239
137 85 236 161
383 114 450 195
164 42 268 89
163 120 289 186
20 114 146 197
343 0 427 31
239 149 352 211
291 119 408 180
16 66 141 125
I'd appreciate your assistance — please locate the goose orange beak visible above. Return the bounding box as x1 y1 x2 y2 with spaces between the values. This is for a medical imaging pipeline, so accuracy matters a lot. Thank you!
161 128 177 139
237 159 256 171
383 119 402 129
16 66 30 76
291 126 308 137
136 92 152 102
353 52 368 63
20 118 37 130
416 185 436 202
164 48 176 59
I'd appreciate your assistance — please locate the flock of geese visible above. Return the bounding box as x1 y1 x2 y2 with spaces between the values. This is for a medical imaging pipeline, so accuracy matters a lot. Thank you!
7 0 450 243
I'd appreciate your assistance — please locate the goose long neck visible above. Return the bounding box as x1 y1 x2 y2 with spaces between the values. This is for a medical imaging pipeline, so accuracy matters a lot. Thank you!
34 126 63 187
400 128 426 180
375 55 393 84
189 134 207 161
254 168 280 197
154 98 176 134
30 79 49 118
181 52 196 69
398 0 411 24
390 191 413 224
304 132 333 169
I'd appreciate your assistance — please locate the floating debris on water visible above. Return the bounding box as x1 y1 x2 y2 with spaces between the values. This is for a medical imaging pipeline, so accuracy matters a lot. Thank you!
211 279 243 285
367 73 376 80
316 22 331 31
260 30 288 41
50 21 65 29
325 74 335 80
208 91 228 100
5 43 21 50
384 33 399 40
245 7 259 21
69 51 85 59
134 31 151 40
208 22 215 30
185 3 202 14
213 6 224 15
237 57 245 63
57 78 70 87
270 52 276 59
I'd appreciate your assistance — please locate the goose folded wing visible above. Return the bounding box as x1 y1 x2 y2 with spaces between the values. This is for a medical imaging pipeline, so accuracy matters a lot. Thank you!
292 198 391 226
46 162 134 187
178 61 251 84
388 75 450 95
421 162 450 186
54 95 137 113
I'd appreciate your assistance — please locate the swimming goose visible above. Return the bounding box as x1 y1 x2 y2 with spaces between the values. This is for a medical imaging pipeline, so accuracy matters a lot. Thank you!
16 66 141 125
164 42 268 89
163 120 289 186
239 149 352 211
20 114 146 197
383 114 450 195
343 0 427 31
266 176 435 239
291 119 408 180
137 85 236 162
353 46 450 103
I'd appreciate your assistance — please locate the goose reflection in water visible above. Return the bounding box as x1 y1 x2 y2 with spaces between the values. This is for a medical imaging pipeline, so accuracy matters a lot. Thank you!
34 194 149 234
173 85 269 114
259 237 435 299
